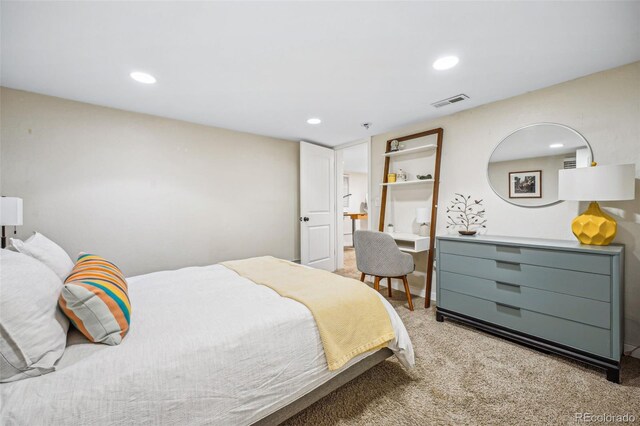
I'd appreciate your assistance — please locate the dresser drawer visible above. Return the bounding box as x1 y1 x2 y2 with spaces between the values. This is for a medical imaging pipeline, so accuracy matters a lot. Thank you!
439 289 611 358
438 240 611 275
439 271 610 329
439 253 611 302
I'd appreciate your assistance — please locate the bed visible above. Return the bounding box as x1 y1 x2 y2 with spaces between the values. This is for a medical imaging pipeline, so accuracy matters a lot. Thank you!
0 262 414 425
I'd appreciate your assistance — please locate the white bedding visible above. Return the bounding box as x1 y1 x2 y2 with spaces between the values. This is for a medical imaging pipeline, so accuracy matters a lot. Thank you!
0 264 414 425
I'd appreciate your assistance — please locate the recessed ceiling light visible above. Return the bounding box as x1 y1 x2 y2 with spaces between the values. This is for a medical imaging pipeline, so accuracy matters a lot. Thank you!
432 56 459 71
130 71 156 84
549 143 564 148
307 118 322 125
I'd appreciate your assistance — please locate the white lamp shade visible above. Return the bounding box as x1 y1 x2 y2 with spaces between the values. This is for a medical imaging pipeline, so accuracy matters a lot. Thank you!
0 197 23 226
416 207 430 224
558 164 635 201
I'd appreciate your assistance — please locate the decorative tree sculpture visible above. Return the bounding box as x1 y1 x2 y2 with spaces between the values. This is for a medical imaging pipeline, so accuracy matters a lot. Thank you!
446 193 487 235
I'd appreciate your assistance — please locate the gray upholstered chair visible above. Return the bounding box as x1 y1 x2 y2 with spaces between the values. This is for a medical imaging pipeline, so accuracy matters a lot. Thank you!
353 230 415 311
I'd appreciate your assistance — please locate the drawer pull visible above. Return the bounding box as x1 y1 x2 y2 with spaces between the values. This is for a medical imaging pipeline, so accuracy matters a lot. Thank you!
496 281 519 287
496 302 521 311
495 260 521 269
496 281 521 292
496 260 520 266
495 245 521 254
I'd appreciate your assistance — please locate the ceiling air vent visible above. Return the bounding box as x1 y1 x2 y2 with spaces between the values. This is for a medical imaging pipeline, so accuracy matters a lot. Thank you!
431 94 469 108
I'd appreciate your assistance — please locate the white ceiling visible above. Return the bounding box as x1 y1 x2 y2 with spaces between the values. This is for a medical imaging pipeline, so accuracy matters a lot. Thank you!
2 2 639 147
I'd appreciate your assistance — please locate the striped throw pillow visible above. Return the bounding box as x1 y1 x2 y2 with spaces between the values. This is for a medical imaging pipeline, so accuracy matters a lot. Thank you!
59 254 131 345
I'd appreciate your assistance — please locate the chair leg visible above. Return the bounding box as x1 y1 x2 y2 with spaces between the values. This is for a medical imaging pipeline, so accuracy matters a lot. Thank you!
373 276 380 292
402 276 414 311
360 272 366 282
387 277 392 297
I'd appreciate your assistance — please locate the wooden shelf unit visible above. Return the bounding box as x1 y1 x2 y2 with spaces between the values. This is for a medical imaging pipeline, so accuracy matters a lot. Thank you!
380 179 434 187
383 144 437 157
378 128 444 308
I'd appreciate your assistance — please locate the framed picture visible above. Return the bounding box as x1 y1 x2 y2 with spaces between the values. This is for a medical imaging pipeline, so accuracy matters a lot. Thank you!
509 170 542 198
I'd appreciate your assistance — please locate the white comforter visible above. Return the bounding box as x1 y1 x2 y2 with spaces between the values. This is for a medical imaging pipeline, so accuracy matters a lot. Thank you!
0 264 414 425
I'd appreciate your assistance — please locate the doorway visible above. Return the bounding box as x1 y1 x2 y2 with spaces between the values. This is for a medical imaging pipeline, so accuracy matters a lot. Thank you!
335 139 370 275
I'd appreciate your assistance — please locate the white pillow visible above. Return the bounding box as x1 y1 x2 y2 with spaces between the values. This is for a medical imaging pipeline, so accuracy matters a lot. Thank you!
10 232 74 281
0 249 70 382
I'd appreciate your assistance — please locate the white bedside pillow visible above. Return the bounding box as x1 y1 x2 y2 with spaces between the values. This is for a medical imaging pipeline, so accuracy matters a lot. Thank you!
10 232 74 281
0 249 70 382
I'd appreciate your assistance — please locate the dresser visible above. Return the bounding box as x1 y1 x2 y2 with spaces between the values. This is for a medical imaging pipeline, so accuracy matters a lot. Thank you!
435 235 624 383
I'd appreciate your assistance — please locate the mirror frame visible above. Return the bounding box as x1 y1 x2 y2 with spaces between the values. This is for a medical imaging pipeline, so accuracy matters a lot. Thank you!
487 122 593 208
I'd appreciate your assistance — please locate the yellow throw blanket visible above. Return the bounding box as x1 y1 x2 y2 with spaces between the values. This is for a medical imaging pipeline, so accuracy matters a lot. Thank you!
221 256 396 371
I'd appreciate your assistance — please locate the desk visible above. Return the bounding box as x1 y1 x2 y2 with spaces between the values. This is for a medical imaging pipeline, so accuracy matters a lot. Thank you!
387 232 430 253
344 213 368 246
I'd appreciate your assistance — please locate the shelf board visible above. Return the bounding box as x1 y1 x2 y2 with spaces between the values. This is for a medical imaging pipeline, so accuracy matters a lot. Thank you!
384 144 437 157
388 232 430 253
388 232 430 242
398 247 430 254
380 179 434 187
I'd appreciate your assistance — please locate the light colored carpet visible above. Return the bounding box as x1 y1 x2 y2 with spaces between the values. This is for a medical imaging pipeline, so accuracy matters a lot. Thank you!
283 248 640 425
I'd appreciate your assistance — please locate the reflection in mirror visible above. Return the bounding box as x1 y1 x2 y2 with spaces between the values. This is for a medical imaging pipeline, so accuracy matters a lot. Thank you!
488 123 592 207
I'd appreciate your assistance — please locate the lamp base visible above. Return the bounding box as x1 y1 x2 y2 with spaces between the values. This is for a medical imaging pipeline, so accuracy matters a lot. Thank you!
571 201 617 246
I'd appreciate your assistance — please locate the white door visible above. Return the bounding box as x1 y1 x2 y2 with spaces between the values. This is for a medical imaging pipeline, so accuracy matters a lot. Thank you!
300 142 336 271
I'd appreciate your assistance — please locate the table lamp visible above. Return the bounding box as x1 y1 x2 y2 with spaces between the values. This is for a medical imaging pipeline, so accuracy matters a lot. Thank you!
416 207 430 237
1 197 23 249
558 164 635 245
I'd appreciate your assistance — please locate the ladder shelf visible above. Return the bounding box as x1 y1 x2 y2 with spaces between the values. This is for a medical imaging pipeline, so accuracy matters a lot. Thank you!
378 128 444 308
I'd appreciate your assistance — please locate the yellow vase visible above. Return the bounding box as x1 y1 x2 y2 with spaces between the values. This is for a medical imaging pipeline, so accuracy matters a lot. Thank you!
571 201 617 246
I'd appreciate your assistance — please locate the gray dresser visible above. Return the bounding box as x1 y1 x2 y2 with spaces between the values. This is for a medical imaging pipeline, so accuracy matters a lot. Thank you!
435 235 624 383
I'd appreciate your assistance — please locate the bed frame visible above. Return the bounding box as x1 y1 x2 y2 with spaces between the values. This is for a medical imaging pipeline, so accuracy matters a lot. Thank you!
253 348 393 425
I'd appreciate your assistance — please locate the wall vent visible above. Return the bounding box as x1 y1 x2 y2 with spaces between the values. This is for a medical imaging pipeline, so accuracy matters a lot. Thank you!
563 157 576 169
431 94 469 108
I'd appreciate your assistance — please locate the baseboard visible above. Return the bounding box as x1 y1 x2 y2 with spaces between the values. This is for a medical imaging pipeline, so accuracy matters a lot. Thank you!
624 343 640 359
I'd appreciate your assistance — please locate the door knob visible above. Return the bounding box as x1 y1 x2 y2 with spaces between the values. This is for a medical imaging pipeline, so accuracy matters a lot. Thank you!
299 216 310 222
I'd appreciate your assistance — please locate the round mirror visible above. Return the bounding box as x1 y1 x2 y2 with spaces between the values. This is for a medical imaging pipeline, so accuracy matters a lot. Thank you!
488 123 593 207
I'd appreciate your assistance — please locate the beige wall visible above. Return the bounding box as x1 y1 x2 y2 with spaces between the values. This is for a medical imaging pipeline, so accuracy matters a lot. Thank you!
370 62 640 348
0 88 300 276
